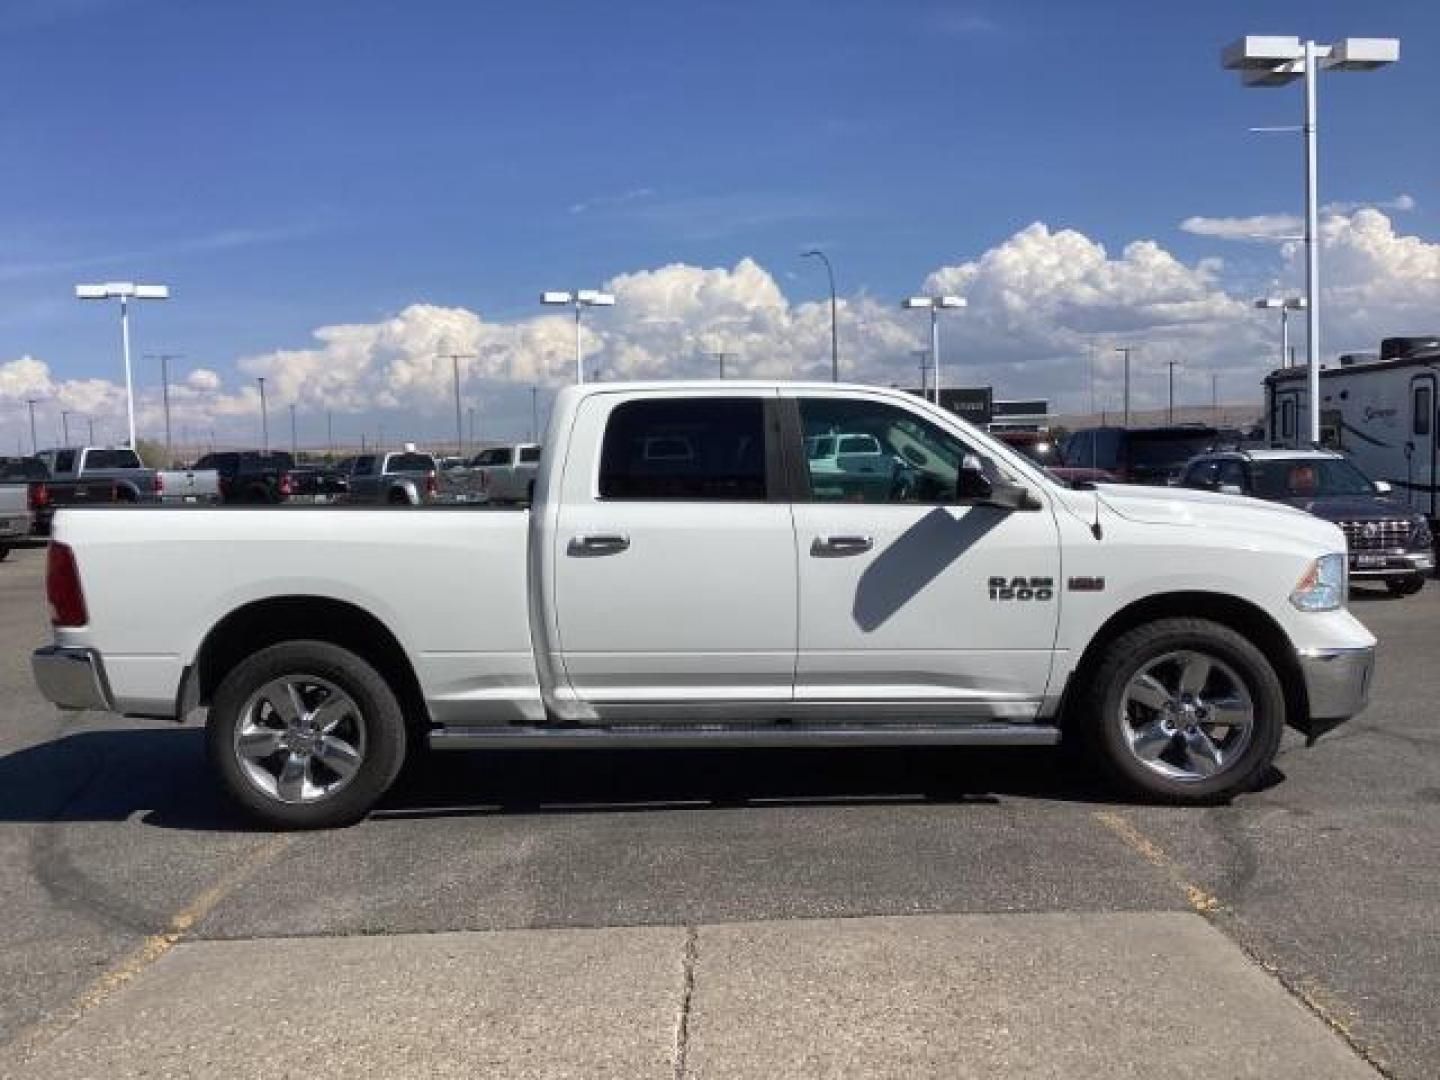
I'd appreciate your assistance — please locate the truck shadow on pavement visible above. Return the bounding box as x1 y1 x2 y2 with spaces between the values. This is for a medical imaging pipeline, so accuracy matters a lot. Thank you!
0 726 1285 829
0 726 1158 830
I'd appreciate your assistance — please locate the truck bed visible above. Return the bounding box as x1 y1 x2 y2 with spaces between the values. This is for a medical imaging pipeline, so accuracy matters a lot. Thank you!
49 505 538 720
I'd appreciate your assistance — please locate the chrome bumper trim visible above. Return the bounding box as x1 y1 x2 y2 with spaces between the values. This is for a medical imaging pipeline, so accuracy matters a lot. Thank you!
1297 646 1375 722
31 646 115 713
1349 552 1433 578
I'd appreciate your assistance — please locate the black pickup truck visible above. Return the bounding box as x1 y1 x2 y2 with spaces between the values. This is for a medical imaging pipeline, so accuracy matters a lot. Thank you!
194 451 348 504
0 455 119 536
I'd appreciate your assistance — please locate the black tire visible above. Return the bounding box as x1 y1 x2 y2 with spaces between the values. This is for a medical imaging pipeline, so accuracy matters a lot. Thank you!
244 485 273 504
0 546 10 562
387 488 412 506
1077 617 1285 804
207 640 407 829
1386 576 1425 597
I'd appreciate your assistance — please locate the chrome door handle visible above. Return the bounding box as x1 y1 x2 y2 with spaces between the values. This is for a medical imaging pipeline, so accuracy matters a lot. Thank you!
811 534 873 556
568 533 631 556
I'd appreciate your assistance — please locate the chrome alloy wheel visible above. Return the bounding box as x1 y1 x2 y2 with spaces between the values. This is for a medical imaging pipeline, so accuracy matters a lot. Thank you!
1118 651 1255 782
233 675 367 804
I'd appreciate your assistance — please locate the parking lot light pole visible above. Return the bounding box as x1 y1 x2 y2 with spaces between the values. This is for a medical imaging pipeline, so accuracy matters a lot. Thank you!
903 295 966 407
257 377 269 454
540 290 615 384
146 353 182 464
75 282 170 449
1167 359 1183 423
1224 36 1399 444
1114 347 1135 427
1254 297 1307 369
60 410 72 446
25 399 39 454
801 250 840 381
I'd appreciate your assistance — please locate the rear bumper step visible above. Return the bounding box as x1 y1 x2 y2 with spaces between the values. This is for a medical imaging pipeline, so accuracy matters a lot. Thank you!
428 724 1061 751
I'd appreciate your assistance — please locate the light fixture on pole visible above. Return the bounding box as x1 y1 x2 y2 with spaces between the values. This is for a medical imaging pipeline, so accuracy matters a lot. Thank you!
903 295 966 407
75 282 170 449
1223 35 1399 444
1114 346 1135 427
1254 297 1307 369
800 250 840 382
539 290 615 384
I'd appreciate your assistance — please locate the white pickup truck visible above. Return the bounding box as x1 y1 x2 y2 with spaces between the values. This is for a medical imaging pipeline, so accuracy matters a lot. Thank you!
33 382 1376 828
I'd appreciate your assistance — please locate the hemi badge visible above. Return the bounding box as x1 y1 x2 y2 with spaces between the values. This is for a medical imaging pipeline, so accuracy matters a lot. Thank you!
1068 576 1106 592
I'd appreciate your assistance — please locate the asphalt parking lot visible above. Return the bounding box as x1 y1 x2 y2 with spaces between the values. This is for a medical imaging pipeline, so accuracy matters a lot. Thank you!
1 542 1437 1077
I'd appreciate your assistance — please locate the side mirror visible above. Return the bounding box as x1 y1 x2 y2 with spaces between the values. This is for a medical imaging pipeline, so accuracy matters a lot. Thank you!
1374 480 1393 495
957 454 993 501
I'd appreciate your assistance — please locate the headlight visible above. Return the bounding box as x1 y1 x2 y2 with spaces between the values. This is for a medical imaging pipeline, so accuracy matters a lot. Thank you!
1414 519 1433 549
1290 553 1347 612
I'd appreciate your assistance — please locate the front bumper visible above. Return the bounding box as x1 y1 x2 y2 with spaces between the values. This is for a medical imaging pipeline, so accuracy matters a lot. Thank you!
1348 550 1434 578
32 646 115 712
1297 645 1375 722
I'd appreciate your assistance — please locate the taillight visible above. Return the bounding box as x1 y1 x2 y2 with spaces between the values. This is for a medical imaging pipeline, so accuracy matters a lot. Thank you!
279 472 293 498
154 471 165 496
425 471 437 498
29 483 49 511
478 470 489 491
47 543 88 627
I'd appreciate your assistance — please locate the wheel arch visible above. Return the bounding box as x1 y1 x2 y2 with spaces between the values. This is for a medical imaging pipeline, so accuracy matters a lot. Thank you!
189 596 431 733
1062 591 1307 731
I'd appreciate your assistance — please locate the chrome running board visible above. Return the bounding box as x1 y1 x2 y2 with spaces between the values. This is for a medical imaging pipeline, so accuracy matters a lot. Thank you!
428 724 1061 751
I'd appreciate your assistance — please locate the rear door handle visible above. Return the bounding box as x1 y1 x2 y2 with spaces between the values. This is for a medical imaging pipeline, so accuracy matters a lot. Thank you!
569 533 631 556
811 534 873 556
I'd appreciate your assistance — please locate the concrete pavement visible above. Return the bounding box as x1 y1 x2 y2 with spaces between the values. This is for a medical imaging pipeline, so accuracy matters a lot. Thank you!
13 912 1376 1079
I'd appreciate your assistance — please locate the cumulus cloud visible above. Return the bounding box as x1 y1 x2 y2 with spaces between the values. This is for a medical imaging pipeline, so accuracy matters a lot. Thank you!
1179 213 1303 242
8 209 1439 447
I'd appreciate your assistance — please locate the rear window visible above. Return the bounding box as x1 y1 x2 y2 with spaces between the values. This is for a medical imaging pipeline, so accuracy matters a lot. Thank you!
1125 434 1214 467
386 453 435 473
519 446 541 464
599 398 767 501
85 449 143 470
471 448 511 467
0 457 48 481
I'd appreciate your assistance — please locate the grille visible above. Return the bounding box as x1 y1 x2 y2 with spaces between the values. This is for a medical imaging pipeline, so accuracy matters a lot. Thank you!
1338 519 1411 551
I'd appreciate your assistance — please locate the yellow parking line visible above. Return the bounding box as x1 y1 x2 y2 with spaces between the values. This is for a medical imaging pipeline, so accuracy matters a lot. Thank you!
1092 809 1225 917
9 834 292 1064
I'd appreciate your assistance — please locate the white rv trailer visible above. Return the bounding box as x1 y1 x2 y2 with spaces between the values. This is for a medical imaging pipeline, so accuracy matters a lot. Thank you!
1264 338 1440 520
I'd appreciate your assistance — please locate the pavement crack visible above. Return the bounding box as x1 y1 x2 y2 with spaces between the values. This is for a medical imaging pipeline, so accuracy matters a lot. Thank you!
672 925 698 1080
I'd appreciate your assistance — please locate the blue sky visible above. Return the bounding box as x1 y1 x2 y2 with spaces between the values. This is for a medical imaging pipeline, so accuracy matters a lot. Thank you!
1 0 1437 443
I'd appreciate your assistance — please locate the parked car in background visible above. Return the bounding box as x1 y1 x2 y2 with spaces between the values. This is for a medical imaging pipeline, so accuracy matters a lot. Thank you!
33 381 1376 828
343 449 486 505
0 456 53 537
195 451 341 504
1179 448 1434 596
0 479 30 559
468 443 542 503
41 446 219 505
993 431 1117 486
805 432 915 501
1061 426 1229 485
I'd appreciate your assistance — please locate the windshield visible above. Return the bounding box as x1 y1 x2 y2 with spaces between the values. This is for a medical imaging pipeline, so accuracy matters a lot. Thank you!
1126 434 1214 468
1251 458 1376 499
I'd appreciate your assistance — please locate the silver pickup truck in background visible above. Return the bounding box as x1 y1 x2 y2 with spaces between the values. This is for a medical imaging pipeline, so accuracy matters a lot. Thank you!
342 449 486 505
0 483 29 559
41 447 220 505
469 442 541 503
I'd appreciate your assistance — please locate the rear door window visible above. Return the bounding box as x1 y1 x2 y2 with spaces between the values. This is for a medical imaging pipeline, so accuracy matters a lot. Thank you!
519 446 541 464
84 449 143 470
599 398 768 501
387 453 435 473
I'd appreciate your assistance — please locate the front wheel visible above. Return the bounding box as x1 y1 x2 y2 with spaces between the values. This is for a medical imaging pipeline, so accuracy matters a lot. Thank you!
1078 618 1285 804
1386 576 1425 597
207 641 407 828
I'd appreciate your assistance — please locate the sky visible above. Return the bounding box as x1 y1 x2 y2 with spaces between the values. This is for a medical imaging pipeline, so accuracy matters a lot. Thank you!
1 0 1438 449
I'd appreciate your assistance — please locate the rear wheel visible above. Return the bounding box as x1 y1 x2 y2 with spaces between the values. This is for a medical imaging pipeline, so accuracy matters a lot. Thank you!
1386 576 1425 597
0 546 10 562
207 641 407 828
1078 618 1285 804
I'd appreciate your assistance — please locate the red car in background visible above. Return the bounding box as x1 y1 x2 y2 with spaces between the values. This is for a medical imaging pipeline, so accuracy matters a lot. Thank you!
993 430 1117 485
